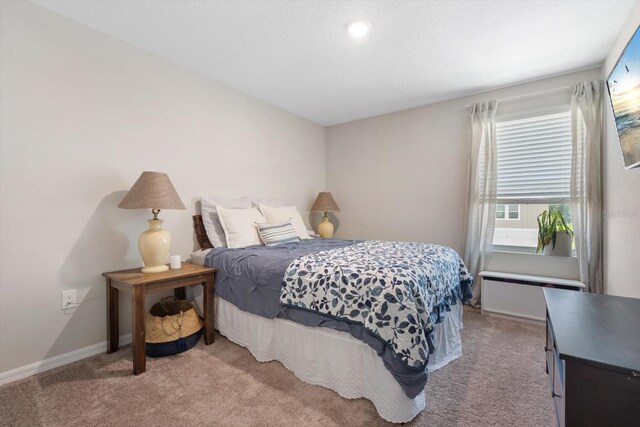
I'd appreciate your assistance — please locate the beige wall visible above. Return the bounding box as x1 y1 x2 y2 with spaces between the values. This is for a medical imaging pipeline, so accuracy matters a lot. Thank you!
326 68 601 255
601 3 640 298
0 2 325 374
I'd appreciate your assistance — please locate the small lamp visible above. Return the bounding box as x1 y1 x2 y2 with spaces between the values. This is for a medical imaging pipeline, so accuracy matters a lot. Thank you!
118 171 185 273
310 192 340 238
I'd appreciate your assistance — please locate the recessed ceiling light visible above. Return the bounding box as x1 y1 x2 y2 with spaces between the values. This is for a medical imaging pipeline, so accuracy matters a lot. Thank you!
348 21 371 38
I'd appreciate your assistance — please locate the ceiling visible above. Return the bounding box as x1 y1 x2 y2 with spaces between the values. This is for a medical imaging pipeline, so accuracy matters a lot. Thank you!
32 0 636 126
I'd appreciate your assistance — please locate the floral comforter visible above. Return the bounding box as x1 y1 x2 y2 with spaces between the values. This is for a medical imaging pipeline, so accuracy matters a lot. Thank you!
280 240 473 369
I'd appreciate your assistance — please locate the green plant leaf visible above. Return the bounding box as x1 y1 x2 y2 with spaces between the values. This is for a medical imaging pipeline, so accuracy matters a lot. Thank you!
558 210 572 237
537 208 553 251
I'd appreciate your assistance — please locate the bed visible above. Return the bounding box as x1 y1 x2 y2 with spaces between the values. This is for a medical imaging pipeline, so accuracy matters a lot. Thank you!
189 237 472 423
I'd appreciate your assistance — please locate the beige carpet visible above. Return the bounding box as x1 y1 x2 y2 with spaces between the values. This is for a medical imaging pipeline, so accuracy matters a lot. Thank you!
0 308 554 426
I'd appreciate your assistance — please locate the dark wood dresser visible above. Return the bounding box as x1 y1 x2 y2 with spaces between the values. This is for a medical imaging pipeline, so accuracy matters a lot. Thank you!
544 288 640 427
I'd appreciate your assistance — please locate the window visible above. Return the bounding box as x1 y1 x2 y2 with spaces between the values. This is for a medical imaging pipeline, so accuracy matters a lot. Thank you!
496 204 520 220
493 110 573 251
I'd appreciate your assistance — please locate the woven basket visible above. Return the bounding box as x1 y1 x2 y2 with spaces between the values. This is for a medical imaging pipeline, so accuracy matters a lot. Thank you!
145 308 203 344
149 296 193 317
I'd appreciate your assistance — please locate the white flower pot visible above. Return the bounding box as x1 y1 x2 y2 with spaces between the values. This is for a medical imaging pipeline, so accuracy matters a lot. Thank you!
543 231 572 257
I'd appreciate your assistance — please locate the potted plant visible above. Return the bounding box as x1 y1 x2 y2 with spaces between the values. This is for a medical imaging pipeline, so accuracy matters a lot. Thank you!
536 206 573 256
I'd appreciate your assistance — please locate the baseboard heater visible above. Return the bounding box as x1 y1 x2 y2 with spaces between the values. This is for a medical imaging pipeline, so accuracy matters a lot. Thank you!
479 271 585 322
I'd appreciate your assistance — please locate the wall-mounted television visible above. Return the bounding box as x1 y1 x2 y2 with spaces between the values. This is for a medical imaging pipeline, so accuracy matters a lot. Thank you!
606 25 640 170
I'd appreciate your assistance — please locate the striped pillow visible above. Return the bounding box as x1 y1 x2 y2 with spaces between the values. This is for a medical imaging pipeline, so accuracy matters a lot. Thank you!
256 220 300 246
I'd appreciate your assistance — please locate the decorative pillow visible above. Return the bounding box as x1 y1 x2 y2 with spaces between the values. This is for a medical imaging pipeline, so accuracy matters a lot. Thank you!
256 220 300 246
201 197 252 247
251 198 288 208
216 206 266 249
193 215 213 249
259 204 311 240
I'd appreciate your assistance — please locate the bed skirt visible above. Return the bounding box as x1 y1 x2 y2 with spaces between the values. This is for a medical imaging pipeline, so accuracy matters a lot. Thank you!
213 296 463 423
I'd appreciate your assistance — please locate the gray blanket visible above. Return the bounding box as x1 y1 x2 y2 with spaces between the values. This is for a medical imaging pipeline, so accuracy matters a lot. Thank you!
205 239 434 398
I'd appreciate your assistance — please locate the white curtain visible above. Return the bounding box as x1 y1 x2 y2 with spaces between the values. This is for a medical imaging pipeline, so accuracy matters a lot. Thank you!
464 101 498 306
570 81 603 294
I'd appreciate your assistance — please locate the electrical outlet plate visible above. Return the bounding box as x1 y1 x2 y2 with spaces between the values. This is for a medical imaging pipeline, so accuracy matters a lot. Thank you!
61 290 77 310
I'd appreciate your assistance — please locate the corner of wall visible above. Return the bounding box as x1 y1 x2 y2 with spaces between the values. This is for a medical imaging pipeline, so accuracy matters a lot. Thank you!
600 4 640 298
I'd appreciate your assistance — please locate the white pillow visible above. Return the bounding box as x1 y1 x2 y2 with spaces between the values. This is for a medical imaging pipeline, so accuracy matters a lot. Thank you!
217 206 266 249
201 197 252 247
259 204 311 240
251 198 288 208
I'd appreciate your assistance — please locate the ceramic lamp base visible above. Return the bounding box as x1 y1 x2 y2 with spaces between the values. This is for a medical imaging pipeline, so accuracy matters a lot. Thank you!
138 219 171 273
318 214 334 238
141 265 169 273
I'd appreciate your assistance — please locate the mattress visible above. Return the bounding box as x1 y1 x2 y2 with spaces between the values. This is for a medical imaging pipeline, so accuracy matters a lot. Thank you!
190 239 466 399
189 248 211 267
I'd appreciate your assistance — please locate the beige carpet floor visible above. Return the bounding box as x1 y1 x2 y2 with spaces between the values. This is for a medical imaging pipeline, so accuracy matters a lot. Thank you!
1 308 554 426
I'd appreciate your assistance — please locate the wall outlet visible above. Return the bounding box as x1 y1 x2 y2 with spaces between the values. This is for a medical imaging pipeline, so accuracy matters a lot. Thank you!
61 290 77 310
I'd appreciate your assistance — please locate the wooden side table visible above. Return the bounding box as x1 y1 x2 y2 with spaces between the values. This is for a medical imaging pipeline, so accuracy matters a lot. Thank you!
103 262 216 375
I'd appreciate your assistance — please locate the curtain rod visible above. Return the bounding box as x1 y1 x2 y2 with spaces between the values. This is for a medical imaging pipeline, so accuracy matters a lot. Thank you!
465 84 573 109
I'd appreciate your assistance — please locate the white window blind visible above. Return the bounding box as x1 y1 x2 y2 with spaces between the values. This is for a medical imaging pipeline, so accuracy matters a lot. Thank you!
496 111 572 203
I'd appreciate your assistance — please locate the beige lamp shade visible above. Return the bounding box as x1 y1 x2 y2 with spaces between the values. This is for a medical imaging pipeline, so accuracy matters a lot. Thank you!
310 192 340 212
118 171 185 211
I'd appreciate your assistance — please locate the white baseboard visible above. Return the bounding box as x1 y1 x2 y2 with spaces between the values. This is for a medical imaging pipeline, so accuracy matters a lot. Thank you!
0 334 132 386
481 308 545 324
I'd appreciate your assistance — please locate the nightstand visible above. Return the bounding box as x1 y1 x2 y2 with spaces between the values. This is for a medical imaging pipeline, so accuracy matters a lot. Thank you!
103 262 216 375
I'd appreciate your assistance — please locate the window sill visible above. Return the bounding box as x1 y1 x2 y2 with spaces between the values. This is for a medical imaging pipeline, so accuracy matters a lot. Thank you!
492 246 576 257
492 245 537 254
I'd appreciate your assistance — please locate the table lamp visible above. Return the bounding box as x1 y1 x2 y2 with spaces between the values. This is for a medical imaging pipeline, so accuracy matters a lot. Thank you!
118 171 185 273
310 192 340 238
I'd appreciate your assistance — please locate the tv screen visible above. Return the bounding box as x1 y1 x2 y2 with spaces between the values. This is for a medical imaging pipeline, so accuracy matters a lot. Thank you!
606 25 640 170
